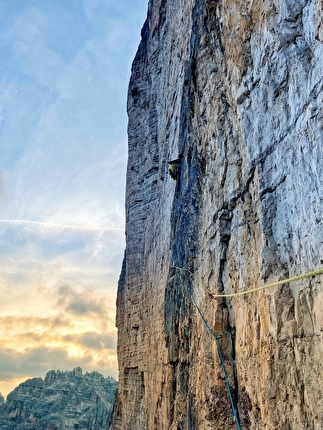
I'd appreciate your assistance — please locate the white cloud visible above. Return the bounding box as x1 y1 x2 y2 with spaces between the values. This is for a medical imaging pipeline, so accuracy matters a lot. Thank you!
56 284 110 317
8 7 65 87
0 223 124 323
64 331 116 350
0 282 119 396
0 0 149 231
0 346 116 381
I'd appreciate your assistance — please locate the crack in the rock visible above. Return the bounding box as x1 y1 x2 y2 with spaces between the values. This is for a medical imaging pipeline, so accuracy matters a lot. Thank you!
260 174 288 199
230 326 241 425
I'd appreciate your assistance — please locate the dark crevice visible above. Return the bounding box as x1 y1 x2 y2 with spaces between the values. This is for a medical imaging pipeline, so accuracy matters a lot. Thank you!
213 165 256 222
260 174 287 199
230 326 241 425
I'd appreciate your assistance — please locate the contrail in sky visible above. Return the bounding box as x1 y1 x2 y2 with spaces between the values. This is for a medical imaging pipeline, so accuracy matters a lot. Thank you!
0 219 122 233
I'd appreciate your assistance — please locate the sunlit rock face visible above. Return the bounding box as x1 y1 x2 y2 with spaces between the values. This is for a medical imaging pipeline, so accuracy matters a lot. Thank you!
115 0 323 429
0 368 117 429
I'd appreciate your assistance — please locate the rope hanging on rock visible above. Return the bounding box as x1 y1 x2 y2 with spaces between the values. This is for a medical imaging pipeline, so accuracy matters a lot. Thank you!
173 266 323 298
173 266 323 429
177 268 242 430
189 285 241 429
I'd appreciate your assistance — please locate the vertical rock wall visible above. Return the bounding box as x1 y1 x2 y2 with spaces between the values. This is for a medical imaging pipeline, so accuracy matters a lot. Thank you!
115 0 323 429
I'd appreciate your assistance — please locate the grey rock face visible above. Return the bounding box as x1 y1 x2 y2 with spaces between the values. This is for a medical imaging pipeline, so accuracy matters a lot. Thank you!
0 368 117 430
115 0 323 429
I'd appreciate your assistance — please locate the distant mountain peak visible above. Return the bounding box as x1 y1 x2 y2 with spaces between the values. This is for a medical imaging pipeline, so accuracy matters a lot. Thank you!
0 369 117 430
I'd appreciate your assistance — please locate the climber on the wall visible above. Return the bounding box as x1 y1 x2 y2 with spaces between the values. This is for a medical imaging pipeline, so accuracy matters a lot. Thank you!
168 158 181 180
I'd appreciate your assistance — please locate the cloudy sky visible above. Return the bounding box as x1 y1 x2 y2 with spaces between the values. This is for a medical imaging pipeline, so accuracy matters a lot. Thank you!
0 0 147 398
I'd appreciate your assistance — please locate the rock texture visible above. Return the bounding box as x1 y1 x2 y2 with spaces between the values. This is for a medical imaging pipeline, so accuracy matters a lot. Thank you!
115 0 323 429
0 367 117 430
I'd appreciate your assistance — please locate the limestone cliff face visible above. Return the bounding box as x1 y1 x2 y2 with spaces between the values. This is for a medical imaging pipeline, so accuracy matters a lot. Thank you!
115 1 323 429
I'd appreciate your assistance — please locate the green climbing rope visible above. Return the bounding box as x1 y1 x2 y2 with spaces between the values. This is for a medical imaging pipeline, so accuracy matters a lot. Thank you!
173 265 323 429
177 268 241 430
189 289 242 430
209 267 323 298
174 266 323 298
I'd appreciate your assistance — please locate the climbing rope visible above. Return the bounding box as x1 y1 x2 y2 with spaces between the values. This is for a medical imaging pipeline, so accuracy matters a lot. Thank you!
174 266 323 298
177 268 241 430
173 265 323 429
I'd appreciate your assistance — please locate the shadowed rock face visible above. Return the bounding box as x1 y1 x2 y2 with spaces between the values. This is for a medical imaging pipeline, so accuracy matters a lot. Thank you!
115 0 323 429
0 368 117 430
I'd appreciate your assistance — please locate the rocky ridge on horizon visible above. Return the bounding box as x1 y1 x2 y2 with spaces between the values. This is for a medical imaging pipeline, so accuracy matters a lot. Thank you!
0 367 117 430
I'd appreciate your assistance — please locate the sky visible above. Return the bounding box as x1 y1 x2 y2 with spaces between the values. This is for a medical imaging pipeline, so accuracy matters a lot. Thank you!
0 0 148 399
